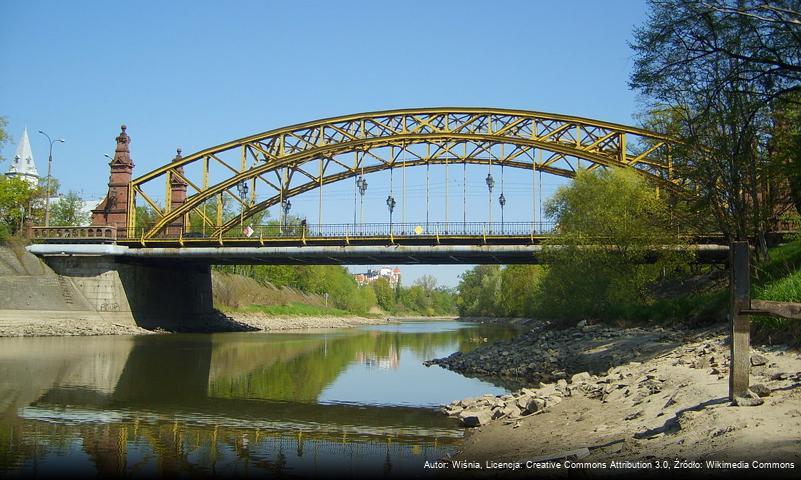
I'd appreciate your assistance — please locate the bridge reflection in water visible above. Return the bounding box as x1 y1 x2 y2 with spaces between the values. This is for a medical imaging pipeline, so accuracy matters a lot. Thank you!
0 322 516 477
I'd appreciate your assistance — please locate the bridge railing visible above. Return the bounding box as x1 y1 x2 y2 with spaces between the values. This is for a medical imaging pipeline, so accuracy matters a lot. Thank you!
126 222 558 240
29 226 118 243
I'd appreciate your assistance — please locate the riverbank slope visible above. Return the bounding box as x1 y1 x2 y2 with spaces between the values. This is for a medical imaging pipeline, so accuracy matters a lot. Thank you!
433 320 801 471
0 245 427 336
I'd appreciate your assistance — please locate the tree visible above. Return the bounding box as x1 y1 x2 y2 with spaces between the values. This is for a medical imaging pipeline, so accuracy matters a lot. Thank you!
770 92 801 216
630 0 801 254
49 191 89 226
371 277 395 312
0 176 37 238
536 168 688 323
498 265 542 317
455 265 501 316
414 274 437 294
135 205 158 229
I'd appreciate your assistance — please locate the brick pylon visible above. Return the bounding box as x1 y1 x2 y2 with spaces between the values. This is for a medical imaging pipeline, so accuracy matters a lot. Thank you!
168 148 188 236
91 125 134 236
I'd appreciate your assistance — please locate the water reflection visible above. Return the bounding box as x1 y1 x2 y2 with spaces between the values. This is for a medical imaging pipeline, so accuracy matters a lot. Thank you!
0 320 516 477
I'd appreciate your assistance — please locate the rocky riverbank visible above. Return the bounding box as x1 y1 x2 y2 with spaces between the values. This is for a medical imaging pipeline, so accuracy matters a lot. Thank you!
426 319 689 386
431 321 801 469
0 310 155 337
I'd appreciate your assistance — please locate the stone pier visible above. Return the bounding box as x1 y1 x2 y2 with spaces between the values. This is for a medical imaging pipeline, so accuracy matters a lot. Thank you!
43 254 213 329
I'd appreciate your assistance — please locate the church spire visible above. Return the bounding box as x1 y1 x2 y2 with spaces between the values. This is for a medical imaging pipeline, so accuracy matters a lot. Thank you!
6 128 39 185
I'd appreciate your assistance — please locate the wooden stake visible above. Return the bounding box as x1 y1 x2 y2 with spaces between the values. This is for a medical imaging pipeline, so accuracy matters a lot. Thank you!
729 241 752 402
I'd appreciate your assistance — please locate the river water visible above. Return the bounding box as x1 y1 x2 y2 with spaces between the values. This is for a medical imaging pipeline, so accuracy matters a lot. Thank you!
0 320 516 478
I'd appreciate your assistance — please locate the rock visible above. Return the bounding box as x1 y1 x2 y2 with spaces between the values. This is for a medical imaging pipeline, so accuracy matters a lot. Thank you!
571 372 592 384
491 407 505 420
732 391 765 407
577 320 588 328
503 403 522 418
750 384 771 397
771 372 789 381
624 411 643 421
750 354 768 367
443 405 463 416
458 409 493 427
547 395 562 406
525 397 547 413
538 383 557 397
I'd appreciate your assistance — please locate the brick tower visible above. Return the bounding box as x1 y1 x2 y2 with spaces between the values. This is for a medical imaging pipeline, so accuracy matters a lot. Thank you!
91 125 134 236
167 148 188 235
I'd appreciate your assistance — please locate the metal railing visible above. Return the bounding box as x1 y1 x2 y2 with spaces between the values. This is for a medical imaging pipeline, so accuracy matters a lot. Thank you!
30 226 117 242
126 222 557 240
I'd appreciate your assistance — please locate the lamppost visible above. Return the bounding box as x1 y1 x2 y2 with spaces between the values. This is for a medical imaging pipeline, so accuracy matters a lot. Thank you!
281 198 292 233
485 172 495 232
498 193 506 233
356 175 367 233
236 180 249 227
38 130 65 227
386 194 396 236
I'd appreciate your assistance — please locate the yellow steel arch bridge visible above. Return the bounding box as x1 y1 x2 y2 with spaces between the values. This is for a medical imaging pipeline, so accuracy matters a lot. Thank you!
125 107 681 246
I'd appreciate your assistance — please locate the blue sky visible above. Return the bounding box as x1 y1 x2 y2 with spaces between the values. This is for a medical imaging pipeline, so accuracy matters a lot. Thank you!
0 0 649 287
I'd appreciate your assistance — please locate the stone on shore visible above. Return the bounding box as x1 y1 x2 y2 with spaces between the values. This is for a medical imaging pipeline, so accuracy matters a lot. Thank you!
459 409 493 427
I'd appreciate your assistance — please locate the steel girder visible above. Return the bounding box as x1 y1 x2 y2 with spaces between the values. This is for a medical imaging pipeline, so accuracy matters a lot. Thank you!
129 108 679 239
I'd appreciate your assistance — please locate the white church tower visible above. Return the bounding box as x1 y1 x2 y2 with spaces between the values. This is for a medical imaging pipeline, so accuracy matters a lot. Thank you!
5 128 40 186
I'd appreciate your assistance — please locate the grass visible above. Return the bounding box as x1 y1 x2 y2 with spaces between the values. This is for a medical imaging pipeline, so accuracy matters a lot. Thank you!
619 239 801 343
751 239 801 344
224 302 352 317
643 289 729 325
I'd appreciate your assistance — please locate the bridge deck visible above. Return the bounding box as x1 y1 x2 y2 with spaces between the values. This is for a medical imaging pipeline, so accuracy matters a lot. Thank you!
27 242 731 265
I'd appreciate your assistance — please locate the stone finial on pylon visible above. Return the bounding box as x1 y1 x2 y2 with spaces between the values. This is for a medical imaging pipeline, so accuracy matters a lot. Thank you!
170 148 188 187
109 124 134 168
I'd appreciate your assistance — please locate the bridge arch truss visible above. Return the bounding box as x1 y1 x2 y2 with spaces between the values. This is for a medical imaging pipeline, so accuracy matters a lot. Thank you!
128 108 680 239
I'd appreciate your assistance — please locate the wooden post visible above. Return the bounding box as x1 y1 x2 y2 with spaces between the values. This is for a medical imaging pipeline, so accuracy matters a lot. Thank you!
729 241 754 403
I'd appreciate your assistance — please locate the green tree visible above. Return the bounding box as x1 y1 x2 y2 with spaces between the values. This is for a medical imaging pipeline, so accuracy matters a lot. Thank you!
630 0 801 254
771 92 801 216
498 265 543 317
49 191 89 226
371 277 395 312
0 176 37 238
455 265 501 316
414 274 437 294
536 168 689 323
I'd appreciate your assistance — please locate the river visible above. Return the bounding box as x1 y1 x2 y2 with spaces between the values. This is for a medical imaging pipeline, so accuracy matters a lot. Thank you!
0 320 516 478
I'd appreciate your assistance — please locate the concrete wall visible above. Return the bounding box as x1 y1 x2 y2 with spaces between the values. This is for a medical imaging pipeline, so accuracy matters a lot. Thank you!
44 256 214 329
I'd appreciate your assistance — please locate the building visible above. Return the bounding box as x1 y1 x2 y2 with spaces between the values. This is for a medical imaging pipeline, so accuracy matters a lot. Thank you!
354 266 401 288
3 127 103 226
5 128 39 186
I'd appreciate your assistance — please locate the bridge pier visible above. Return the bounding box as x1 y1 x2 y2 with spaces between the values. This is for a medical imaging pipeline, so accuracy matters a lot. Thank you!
42 254 213 330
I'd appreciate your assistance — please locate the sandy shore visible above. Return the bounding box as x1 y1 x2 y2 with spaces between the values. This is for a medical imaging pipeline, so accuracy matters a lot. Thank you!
432 321 801 474
222 311 398 331
0 309 412 337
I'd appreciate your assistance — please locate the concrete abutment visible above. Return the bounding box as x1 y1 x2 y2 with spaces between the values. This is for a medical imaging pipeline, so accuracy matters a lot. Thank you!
43 256 214 329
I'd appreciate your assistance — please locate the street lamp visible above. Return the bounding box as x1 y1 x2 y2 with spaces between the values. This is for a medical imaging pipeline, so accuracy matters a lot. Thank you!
38 130 65 227
356 175 367 231
386 194 396 235
485 172 495 231
281 198 292 232
498 193 506 233
236 181 249 226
